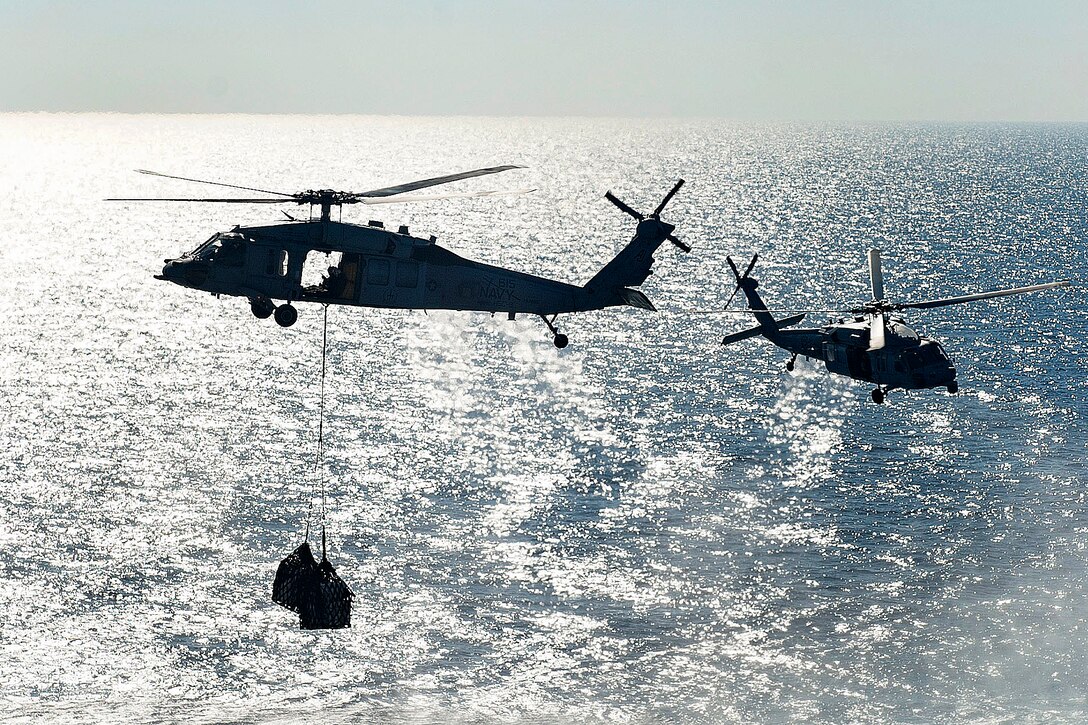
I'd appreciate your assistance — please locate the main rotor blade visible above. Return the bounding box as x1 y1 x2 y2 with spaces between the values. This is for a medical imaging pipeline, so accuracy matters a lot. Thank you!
134 169 294 197
896 280 1070 310
359 188 536 205
106 197 297 203
354 165 524 198
651 179 685 218
868 311 886 351
868 249 885 301
691 308 848 315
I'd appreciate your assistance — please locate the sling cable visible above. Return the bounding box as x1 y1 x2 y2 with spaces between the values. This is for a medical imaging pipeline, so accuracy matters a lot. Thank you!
272 305 354 629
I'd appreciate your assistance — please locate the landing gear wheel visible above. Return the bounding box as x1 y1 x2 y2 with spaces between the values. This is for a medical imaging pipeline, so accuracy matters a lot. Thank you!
540 314 567 349
947 382 958 394
871 388 885 405
274 303 298 328
250 299 274 319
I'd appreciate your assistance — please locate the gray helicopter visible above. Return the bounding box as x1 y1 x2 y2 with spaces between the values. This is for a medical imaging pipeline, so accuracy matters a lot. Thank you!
718 250 1068 403
113 168 689 347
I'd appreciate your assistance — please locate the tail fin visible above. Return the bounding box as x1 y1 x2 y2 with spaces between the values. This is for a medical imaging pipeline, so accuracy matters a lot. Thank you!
720 255 806 343
585 218 676 293
725 255 778 329
584 180 689 304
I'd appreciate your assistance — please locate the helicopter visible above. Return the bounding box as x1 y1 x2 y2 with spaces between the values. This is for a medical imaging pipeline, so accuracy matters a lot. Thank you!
717 250 1069 403
112 167 690 347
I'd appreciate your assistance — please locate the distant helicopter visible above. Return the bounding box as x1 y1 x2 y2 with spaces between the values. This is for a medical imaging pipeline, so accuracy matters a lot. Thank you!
112 168 689 347
717 250 1069 403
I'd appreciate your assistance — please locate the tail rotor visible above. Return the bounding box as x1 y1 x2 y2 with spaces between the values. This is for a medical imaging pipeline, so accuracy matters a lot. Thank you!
605 179 690 253
604 191 644 221
652 179 684 218
724 254 759 308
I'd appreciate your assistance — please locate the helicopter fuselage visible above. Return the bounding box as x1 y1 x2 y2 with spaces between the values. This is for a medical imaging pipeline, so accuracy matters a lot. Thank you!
156 215 670 322
766 319 957 392
131 169 687 346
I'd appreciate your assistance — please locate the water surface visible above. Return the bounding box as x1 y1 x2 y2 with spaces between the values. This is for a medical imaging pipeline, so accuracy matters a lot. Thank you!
0 115 1086 723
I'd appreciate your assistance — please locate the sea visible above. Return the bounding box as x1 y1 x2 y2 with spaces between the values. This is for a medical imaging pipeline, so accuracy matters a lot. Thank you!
0 115 1086 723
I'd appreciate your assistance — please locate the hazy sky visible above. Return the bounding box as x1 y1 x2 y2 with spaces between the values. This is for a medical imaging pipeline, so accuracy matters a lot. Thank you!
1 0 1085 120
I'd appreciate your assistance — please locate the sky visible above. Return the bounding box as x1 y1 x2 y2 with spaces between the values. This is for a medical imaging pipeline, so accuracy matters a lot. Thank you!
0 0 1085 120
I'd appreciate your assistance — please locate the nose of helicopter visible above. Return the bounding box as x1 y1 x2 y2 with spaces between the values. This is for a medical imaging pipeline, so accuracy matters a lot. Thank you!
156 258 209 288
155 259 181 283
926 359 957 391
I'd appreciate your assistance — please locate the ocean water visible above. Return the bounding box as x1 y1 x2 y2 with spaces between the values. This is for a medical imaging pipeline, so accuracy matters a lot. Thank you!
0 115 1086 723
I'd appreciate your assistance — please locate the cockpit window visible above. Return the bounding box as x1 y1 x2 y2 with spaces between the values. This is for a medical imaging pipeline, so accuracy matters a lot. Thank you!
187 233 247 266
185 233 221 260
903 344 946 369
919 344 944 362
888 321 920 342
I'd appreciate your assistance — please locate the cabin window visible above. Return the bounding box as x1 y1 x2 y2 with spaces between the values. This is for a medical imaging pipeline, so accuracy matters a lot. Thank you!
267 249 288 277
367 258 390 286
395 261 419 288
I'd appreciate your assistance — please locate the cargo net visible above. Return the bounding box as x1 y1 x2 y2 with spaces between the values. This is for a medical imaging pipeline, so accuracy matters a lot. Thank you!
272 541 354 629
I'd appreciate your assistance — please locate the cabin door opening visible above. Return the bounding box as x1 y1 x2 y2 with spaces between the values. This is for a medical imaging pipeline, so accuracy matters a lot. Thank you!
302 250 360 302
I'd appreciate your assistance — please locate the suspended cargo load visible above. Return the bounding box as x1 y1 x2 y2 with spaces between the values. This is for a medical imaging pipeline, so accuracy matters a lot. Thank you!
273 540 353 630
